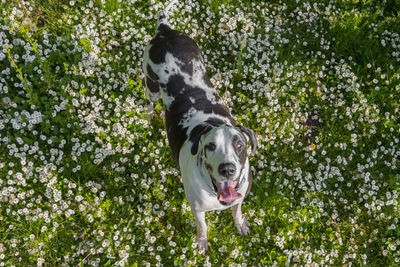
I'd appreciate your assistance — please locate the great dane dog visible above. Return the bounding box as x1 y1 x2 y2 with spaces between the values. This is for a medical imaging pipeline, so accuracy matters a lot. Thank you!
142 0 257 252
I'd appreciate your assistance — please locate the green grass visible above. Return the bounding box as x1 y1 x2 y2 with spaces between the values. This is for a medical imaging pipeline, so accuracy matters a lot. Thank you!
0 0 399 265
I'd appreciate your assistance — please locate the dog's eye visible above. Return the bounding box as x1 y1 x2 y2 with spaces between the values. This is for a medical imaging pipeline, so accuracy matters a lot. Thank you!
235 143 243 149
206 143 216 151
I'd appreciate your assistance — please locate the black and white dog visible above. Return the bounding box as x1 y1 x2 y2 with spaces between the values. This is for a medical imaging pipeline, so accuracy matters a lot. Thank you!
142 0 256 252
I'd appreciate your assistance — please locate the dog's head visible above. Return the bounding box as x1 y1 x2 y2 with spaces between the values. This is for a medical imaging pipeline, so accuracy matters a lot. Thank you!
189 123 256 204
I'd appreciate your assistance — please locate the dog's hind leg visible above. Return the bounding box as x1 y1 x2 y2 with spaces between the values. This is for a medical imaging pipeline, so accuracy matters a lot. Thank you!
232 203 250 236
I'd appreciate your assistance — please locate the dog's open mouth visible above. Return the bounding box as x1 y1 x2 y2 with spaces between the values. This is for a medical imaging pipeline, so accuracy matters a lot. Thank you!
211 177 242 204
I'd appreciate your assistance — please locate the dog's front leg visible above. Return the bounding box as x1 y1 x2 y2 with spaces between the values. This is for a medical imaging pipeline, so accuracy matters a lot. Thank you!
232 203 250 236
193 210 208 253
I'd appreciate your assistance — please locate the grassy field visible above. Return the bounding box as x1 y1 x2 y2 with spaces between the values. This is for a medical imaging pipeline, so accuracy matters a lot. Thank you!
0 0 399 265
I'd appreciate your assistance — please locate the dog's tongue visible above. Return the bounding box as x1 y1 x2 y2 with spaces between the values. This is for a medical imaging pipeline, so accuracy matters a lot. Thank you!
216 180 242 203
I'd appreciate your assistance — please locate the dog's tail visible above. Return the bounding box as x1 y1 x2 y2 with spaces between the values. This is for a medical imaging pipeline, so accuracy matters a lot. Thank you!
157 0 178 31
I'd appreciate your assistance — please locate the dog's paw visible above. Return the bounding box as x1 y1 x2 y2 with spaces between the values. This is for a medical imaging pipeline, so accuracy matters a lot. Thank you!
236 217 250 236
196 238 208 254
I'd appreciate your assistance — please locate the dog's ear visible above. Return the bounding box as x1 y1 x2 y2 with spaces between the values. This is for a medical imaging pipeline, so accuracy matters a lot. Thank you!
189 124 213 155
236 125 257 154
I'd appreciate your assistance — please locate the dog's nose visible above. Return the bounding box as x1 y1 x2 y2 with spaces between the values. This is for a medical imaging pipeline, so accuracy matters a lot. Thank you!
218 163 236 178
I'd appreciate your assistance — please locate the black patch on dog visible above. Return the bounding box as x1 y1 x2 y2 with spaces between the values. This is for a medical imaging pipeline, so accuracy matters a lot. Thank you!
189 124 213 155
233 135 247 166
206 117 227 127
150 25 202 66
165 75 232 116
145 77 160 93
147 65 158 81
236 125 257 154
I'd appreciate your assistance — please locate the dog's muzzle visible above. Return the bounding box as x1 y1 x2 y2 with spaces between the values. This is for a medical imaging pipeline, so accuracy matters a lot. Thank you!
211 176 242 205
199 155 245 205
